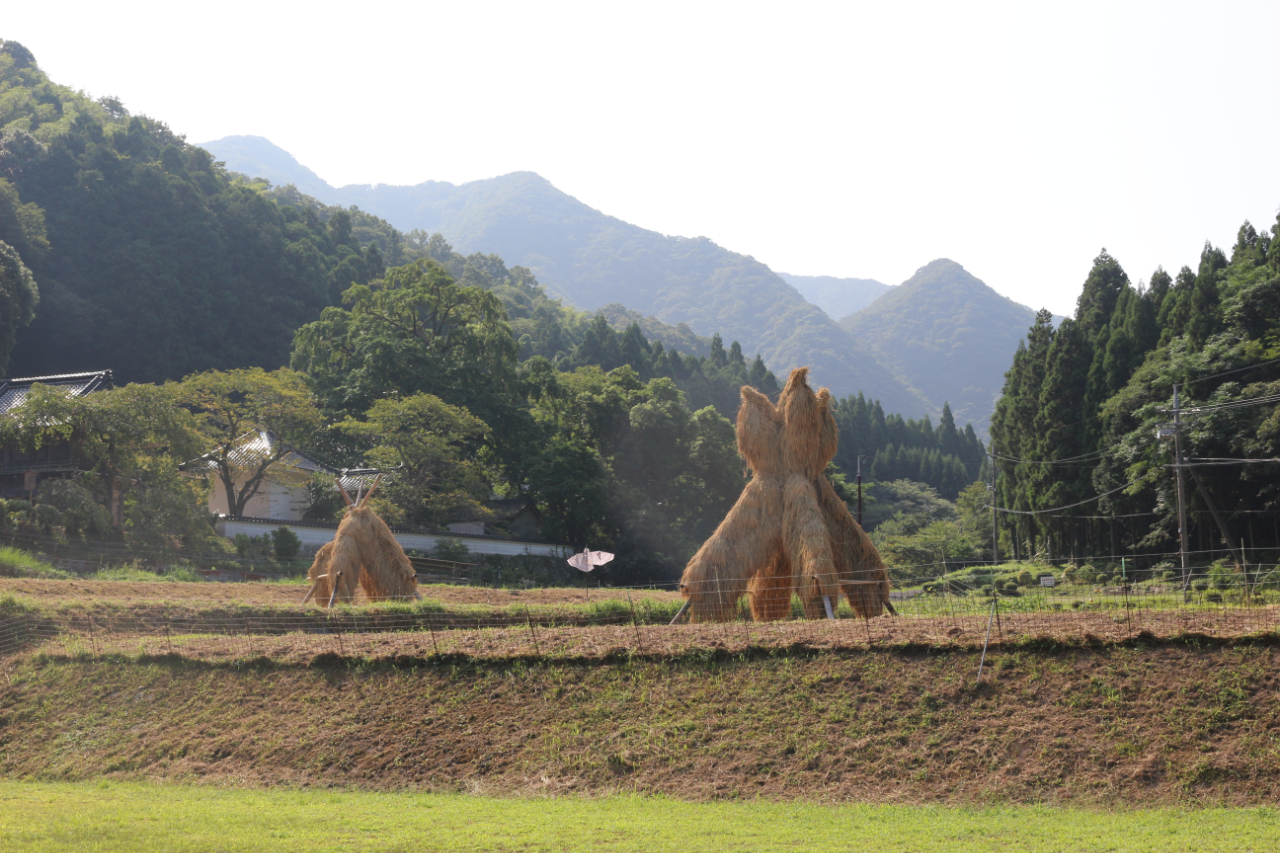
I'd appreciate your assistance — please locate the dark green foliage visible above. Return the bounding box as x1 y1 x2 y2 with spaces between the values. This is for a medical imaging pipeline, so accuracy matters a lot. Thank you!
990 215 1280 565
271 526 302 560
829 393 984 499
0 239 37 372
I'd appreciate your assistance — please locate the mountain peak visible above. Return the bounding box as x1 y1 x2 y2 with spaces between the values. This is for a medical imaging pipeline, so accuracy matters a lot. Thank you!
198 135 334 200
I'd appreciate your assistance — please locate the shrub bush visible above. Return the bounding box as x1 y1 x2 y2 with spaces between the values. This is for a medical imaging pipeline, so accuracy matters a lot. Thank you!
1209 562 1237 591
271 526 302 560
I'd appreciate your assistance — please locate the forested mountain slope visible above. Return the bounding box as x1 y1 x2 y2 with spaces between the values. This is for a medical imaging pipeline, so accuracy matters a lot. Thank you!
200 135 930 413
840 260 1040 434
0 48 390 384
777 272 891 320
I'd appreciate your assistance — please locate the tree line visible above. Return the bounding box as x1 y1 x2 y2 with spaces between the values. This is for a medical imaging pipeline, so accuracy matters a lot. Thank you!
990 217 1280 570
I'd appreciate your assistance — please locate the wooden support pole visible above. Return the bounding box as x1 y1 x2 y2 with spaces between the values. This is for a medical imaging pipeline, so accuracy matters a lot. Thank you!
669 600 691 625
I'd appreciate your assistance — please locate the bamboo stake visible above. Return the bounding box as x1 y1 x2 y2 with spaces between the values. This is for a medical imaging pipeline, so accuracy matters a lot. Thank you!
977 596 998 684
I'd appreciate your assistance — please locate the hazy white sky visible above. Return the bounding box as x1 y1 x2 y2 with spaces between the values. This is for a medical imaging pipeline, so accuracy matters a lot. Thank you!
8 1 1280 315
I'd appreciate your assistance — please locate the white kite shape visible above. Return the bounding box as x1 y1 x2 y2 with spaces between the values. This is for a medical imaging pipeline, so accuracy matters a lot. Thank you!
568 548 615 572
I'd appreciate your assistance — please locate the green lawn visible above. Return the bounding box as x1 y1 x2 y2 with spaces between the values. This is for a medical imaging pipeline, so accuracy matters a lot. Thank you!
0 781 1276 852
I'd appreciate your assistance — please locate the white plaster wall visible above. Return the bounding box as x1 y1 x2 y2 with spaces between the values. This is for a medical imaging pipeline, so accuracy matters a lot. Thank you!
208 476 308 521
217 518 568 558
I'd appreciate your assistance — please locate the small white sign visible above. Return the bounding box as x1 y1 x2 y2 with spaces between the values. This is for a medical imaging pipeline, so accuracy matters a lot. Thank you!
1040 576 1056 587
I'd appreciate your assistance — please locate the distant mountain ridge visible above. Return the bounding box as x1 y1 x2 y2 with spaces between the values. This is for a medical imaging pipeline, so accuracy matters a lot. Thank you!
200 135 930 415
777 273 893 320
200 136 1047 435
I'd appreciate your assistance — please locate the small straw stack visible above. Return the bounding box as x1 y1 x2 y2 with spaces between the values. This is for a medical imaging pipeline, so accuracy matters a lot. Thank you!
304 475 420 607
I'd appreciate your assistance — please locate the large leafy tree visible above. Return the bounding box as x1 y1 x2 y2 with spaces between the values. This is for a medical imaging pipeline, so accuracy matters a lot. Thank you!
339 393 491 530
0 241 37 373
291 259 528 461
0 381 208 548
174 368 323 518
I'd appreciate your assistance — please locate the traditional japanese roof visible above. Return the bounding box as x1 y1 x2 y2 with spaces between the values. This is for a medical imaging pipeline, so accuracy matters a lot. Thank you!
0 371 113 414
184 433 393 493
184 430 333 476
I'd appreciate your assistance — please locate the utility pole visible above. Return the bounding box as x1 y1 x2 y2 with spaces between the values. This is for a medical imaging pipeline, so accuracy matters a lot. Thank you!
989 443 999 566
856 455 867 526
1172 384 1191 596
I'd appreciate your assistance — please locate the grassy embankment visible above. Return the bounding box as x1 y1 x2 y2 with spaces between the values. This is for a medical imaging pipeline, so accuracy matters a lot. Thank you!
3 642 1279 806
2 780 1277 852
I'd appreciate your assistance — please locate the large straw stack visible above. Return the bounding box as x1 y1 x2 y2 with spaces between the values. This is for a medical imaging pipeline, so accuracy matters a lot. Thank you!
679 367 892 622
304 480 420 607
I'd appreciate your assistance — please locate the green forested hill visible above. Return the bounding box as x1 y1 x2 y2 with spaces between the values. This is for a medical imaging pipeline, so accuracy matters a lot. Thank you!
200 135 931 414
840 259 1040 435
0 46 388 384
777 272 891 320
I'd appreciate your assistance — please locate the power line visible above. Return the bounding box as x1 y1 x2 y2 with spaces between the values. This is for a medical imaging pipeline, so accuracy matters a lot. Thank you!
1181 357 1280 388
1161 392 1280 415
989 480 1140 516
993 450 1106 465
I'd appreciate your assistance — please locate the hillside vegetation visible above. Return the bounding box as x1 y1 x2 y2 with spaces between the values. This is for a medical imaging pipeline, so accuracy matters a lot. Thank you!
0 46 389 383
841 259 1040 434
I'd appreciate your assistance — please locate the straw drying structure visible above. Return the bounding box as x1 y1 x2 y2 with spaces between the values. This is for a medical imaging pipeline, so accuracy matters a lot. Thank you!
678 368 893 622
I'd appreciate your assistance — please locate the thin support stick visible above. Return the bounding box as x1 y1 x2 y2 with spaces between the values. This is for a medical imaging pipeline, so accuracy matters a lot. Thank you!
425 610 439 655
336 477 354 509
977 596 997 684
301 582 318 605
525 606 541 656
823 595 836 620
626 591 644 652
669 600 691 625
327 571 343 609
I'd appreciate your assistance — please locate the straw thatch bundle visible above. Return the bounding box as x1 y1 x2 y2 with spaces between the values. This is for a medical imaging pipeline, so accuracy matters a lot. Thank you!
679 367 892 622
816 474 892 618
303 479 419 607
